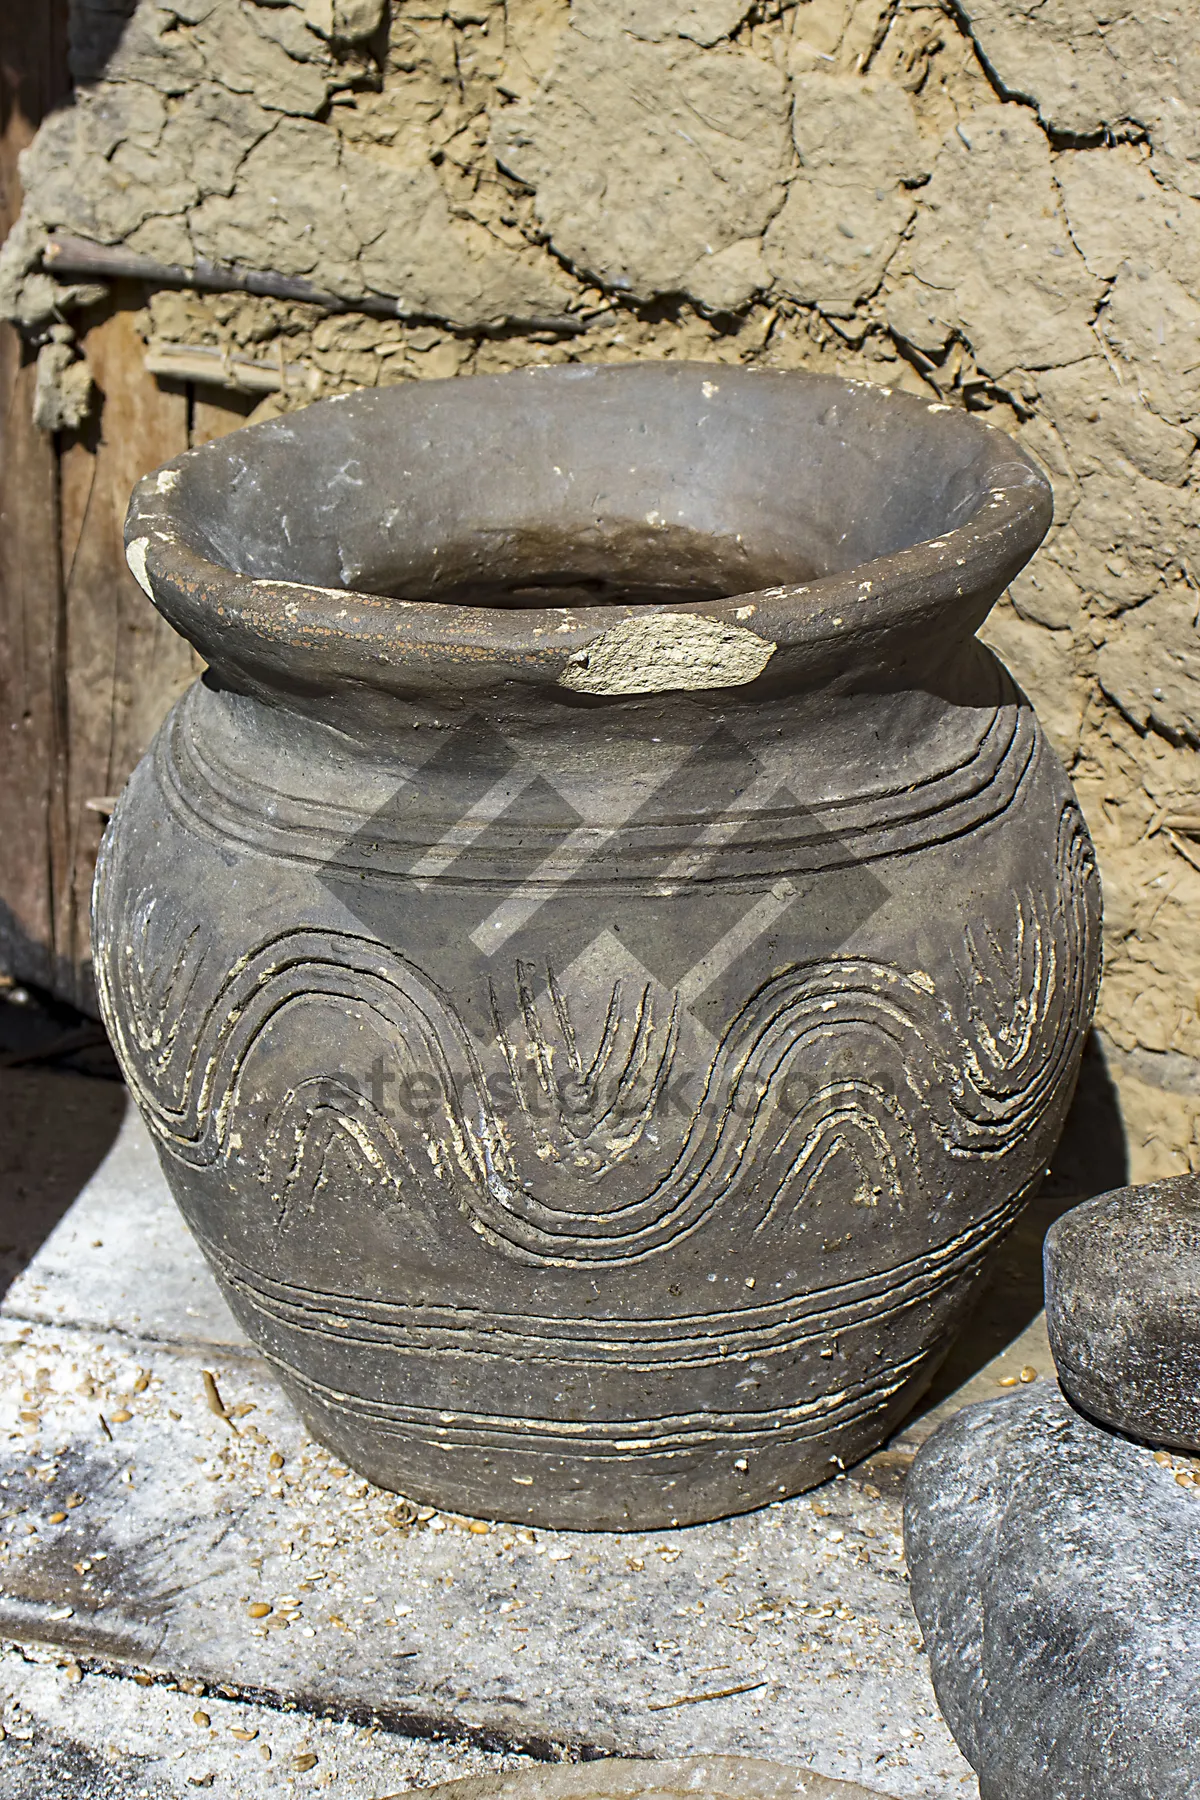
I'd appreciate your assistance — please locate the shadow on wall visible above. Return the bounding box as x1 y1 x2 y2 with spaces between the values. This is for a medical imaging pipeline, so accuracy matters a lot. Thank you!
0 983 125 1305
1043 1029 1129 1201
0 2 70 145
63 0 136 87
901 1030 1128 1417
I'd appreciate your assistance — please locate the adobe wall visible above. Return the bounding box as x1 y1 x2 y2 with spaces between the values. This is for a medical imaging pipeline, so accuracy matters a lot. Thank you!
5 0 1199 1177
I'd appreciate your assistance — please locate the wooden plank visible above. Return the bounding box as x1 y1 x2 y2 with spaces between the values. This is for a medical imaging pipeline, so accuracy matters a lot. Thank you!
1 7 203 1009
0 4 71 994
59 295 198 1006
0 322 67 993
191 387 257 446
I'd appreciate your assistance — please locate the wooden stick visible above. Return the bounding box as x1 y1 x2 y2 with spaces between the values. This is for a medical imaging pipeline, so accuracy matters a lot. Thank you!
1166 827 1200 874
647 1678 767 1711
42 233 588 335
143 339 318 396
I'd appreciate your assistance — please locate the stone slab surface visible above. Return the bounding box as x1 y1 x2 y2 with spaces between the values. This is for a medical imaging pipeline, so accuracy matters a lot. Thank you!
0 1306 967 1796
0 1637 527 1797
0 1091 1066 1799
421 1756 885 1800
4 1104 246 1350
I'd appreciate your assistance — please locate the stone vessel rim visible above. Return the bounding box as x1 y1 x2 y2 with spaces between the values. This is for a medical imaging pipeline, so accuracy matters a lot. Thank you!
123 361 1051 703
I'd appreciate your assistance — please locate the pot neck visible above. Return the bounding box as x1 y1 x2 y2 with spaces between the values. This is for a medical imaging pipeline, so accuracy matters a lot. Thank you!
128 464 1046 738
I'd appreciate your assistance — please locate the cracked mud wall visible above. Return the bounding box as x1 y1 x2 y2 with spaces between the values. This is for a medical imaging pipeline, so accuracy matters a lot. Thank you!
5 0 1200 1179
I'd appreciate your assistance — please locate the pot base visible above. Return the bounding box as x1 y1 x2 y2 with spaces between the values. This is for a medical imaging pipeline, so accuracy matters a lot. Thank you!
183 1181 1009 1530
273 1362 933 1533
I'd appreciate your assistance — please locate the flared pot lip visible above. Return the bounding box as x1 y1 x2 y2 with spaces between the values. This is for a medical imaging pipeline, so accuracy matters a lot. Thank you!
124 363 1052 705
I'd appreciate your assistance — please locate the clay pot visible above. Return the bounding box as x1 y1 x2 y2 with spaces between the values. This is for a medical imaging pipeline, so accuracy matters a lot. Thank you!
95 364 1100 1529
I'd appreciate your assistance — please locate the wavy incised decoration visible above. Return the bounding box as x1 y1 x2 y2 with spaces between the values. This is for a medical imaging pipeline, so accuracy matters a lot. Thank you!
95 796 1098 1272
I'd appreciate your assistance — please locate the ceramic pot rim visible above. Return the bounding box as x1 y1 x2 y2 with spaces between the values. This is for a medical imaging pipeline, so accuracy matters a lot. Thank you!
124 365 1052 704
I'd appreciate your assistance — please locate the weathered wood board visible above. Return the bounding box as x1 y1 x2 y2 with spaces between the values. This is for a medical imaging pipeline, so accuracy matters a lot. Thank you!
0 5 72 997
0 10 251 1009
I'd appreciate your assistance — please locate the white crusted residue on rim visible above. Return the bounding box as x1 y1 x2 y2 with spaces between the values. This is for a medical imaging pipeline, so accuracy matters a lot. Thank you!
559 611 776 697
126 536 153 598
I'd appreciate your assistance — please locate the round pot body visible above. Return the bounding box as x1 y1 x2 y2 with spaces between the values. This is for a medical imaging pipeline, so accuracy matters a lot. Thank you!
95 365 1100 1529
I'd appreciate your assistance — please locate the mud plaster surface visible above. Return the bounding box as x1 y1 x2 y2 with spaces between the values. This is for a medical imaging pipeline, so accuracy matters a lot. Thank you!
4 0 1200 1176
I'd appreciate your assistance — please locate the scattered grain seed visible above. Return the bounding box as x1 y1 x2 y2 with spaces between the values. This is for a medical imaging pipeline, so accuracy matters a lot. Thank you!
133 1372 150 1393
997 1375 1018 1387
1176 1472 1194 1487
230 1727 257 1741
65 1494 83 1508
247 1602 271 1619
48 1511 66 1524
133 1673 153 1686
201 1371 238 1433
110 1411 132 1424
292 1752 318 1772
1154 1451 1174 1465
259 1744 271 1762
63 1664 82 1683
468 1520 489 1535
193 1712 210 1728
1018 1366 1038 1384
268 1453 284 1470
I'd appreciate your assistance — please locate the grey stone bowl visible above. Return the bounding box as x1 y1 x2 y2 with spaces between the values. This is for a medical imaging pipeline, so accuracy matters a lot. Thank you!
1046 1172 1200 1452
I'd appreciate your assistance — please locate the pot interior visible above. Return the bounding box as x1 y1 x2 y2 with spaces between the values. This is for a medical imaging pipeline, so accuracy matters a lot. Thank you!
167 364 1013 610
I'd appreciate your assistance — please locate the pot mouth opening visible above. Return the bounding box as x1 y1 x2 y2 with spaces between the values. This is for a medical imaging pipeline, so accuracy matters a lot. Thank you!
377 570 733 612
306 514 820 615
144 365 1032 606
126 365 1052 699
